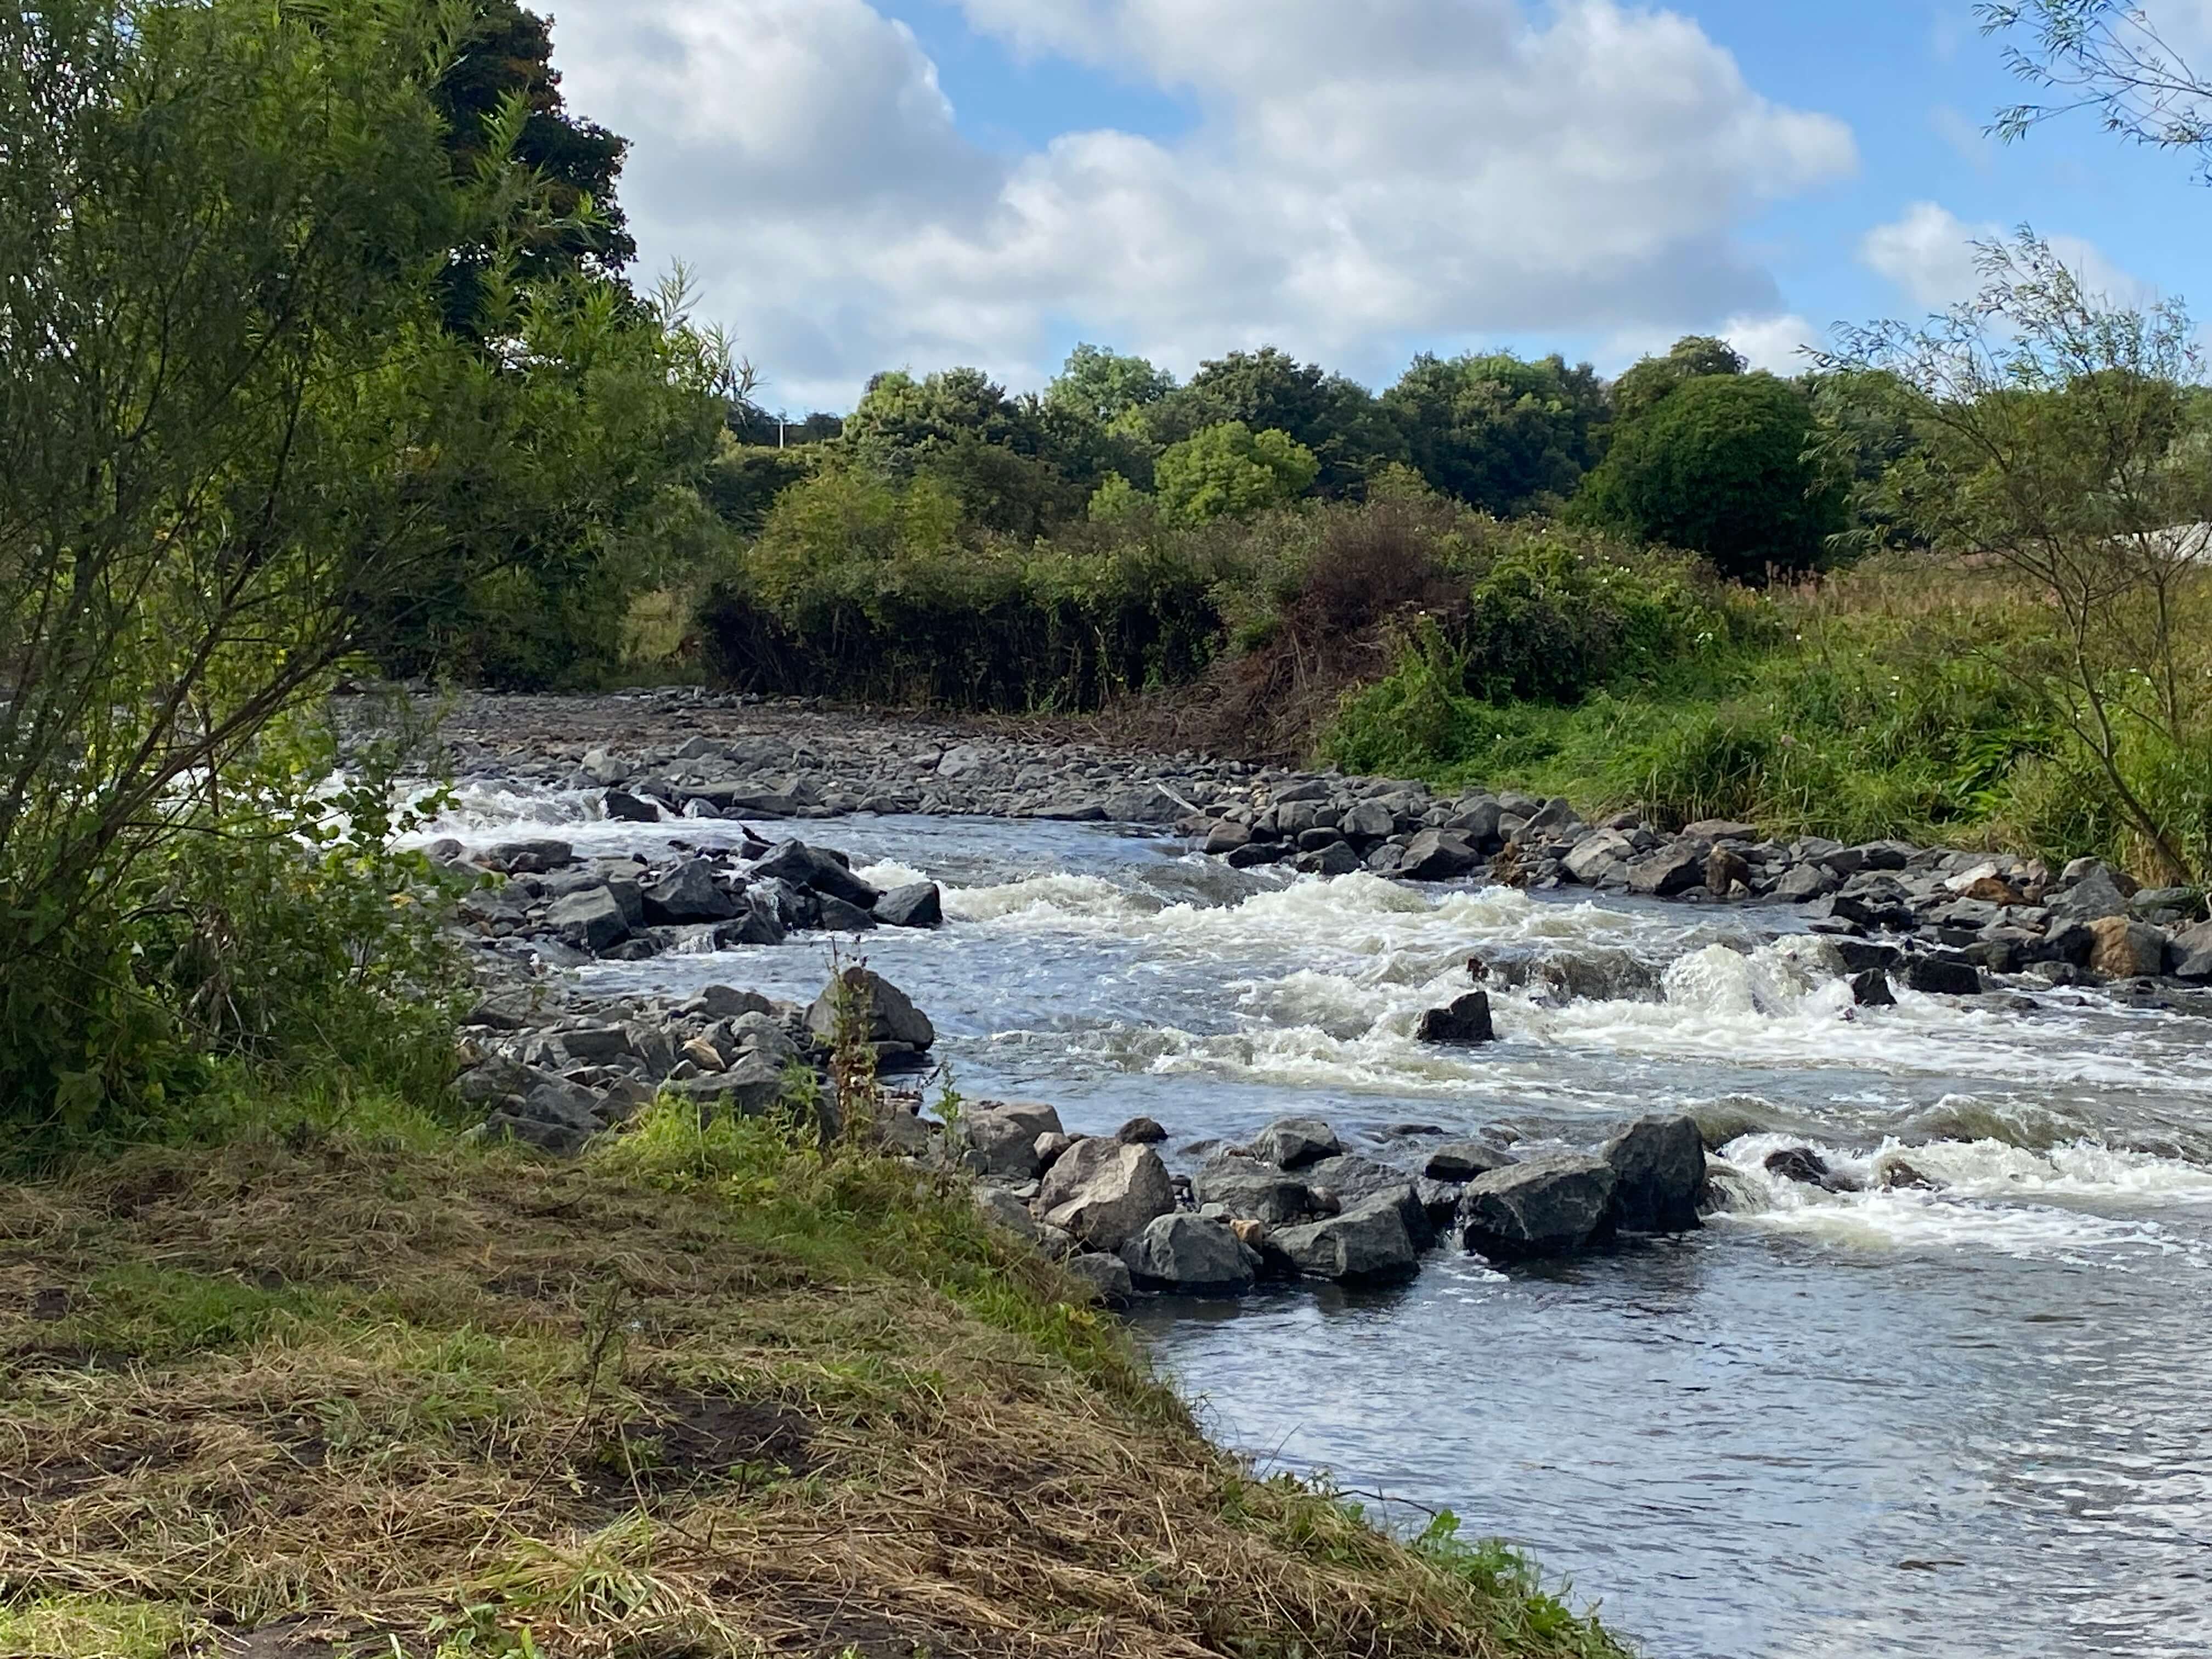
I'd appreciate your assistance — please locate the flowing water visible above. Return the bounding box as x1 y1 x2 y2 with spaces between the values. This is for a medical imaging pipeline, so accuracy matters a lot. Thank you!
422 789 2212 1659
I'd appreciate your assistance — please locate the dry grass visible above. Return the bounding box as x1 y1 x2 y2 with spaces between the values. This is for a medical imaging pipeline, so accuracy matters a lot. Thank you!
0 1120 1626 1659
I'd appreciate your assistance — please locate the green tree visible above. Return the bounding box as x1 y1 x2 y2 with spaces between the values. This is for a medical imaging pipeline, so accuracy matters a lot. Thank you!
1383 352 1606 515
433 0 635 329
1609 335 1746 424
1046 343 1177 423
1153 423 1320 521
0 0 727 1128
1573 373 1843 580
1159 347 1404 497
843 366 1033 476
1821 230 2212 882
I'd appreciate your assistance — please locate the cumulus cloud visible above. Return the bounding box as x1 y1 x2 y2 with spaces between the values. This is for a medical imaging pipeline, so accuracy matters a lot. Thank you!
551 0 1857 407
1859 201 2152 311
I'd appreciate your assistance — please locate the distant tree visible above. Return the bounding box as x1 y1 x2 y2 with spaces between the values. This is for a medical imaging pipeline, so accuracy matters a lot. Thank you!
1161 347 1404 496
1610 335 1746 425
726 401 844 447
1154 422 1319 521
1572 373 1843 580
842 367 1033 478
433 1 633 329
1383 351 1606 515
1804 367 1934 551
1046 343 1177 423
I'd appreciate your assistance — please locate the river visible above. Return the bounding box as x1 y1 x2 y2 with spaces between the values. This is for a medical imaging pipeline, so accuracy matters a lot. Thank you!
424 791 2212 1659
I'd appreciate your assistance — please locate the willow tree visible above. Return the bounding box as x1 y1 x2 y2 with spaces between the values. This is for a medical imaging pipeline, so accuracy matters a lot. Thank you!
0 0 730 1131
1818 232 2212 883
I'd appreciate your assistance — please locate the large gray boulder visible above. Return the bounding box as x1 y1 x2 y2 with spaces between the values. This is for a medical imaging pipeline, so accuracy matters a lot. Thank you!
1398 829 1482 882
1268 1196 1419 1283
1120 1214 1256 1295
1299 1153 1432 1248
1600 1114 1706 1234
1459 1154 1618 1257
676 1052 787 1119
1563 831 1634 885
2089 916 2170 981
546 887 628 952
1037 1138 1175 1251
1424 1139 1517 1181
1191 1153 1328 1224
1415 991 1495 1045
1627 844 1705 898
804 968 935 1049
1062 1252 1135 1307
1249 1116 1341 1169
963 1101 1065 1179
752 840 883 910
2050 863 2130 922
874 882 944 928
2170 921 2212 983
641 857 740 925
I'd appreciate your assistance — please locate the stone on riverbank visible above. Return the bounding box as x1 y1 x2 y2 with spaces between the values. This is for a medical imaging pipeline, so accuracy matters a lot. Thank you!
1267 1196 1419 1283
546 887 628 953
1459 1155 1618 1258
804 968 935 1051
963 1102 1065 1179
1037 1138 1175 1251
1423 1140 1517 1181
1191 1153 1329 1225
1249 1116 1341 1169
2090 916 2170 981
1120 1213 1256 1295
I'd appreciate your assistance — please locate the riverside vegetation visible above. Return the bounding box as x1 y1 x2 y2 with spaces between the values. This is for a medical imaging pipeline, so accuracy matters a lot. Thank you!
0 2 1625 1654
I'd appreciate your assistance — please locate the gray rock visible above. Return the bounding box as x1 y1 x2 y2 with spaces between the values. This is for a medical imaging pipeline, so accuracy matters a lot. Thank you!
1203 819 1253 855
1250 1116 1342 1169
603 788 659 823
1062 1251 1134 1307
815 895 879 932
1627 844 1705 898
1459 1154 1618 1257
1299 1153 1432 1247
1424 1139 1517 1181
964 1102 1065 1179
804 968 935 1050
1037 1138 1176 1251
1120 1213 1255 1294
680 984 774 1021
2051 865 2131 922
1339 800 1397 841
1115 1115 1169 1144
752 840 883 909
1296 842 1361 877
1770 863 1835 902
1901 956 1982 996
1415 991 1495 1045
1191 1153 1327 1224
1599 1114 1706 1234
2171 921 2212 983
1268 1196 1419 1283
676 1052 786 1118
487 838 573 874
546 887 628 953
1849 969 1897 1007
1398 828 1482 882
641 858 740 926
875 882 943 928
1563 831 1634 884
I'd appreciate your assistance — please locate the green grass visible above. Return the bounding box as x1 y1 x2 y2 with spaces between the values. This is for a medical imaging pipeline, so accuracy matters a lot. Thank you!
0 1100 1629 1658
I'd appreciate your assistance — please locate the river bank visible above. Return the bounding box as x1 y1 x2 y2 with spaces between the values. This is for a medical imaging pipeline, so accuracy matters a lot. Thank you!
401 690 2212 1658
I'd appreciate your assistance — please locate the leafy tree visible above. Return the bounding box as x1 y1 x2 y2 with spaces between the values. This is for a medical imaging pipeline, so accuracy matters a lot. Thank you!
726 400 844 446
0 0 727 1127
1805 367 1934 550
1610 335 1746 424
1383 352 1606 515
842 367 1034 477
1982 1 2212 176
1046 343 1177 423
433 0 634 329
1164 347 1404 497
1820 230 2212 881
1572 373 1842 580
1154 423 1320 521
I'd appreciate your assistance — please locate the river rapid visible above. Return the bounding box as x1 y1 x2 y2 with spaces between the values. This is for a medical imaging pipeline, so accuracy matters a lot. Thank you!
420 786 2212 1659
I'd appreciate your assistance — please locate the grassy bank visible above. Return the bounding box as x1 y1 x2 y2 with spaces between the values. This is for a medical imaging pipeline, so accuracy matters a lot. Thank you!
0 1101 1626 1659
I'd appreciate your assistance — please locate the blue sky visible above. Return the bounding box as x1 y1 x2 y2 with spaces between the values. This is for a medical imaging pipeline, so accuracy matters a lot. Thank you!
548 0 2211 410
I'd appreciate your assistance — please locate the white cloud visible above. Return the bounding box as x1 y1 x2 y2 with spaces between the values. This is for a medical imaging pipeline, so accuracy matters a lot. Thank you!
551 0 1857 407
1859 201 2152 311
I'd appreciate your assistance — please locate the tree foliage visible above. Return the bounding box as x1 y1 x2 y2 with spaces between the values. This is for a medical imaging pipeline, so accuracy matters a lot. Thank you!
1154 424 1322 521
1609 335 1747 425
0 0 725 1131
1384 352 1606 516
1046 343 1178 424
1820 230 2212 881
1981 1 2212 178
1573 373 1843 581
1161 348 1403 497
